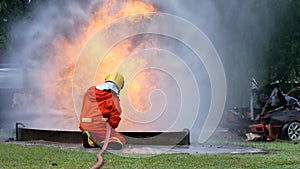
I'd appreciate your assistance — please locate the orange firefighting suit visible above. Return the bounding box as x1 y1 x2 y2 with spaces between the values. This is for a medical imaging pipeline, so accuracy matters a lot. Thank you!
79 86 125 144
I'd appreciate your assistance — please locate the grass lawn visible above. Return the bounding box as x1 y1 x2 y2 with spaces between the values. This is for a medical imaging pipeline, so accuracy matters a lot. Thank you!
0 141 299 169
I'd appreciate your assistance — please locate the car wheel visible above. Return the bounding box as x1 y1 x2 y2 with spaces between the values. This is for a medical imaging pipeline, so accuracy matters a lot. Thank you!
281 122 300 140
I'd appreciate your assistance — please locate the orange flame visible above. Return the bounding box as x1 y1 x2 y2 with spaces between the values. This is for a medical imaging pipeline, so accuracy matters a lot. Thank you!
37 0 157 127
128 70 159 111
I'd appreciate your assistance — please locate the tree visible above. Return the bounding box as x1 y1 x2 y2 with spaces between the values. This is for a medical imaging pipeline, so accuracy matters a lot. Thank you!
267 0 300 85
0 0 28 52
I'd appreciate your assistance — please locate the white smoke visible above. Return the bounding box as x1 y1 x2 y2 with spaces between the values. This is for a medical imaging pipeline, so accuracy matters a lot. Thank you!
5 0 103 131
149 0 279 142
2 0 282 144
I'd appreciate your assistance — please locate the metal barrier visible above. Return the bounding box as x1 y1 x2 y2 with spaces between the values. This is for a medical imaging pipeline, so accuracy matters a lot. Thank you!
16 123 190 145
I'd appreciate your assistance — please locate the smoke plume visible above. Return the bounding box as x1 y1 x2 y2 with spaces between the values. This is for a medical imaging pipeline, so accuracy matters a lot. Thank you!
1 0 283 143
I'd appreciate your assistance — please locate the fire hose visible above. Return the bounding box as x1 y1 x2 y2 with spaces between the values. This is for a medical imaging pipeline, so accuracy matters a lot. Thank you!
90 122 111 169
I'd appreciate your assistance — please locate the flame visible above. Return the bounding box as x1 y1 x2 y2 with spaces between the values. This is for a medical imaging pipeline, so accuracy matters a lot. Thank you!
36 0 157 128
128 70 158 111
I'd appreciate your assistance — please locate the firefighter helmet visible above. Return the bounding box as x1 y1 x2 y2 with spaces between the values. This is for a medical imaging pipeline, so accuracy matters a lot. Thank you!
105 72 124 91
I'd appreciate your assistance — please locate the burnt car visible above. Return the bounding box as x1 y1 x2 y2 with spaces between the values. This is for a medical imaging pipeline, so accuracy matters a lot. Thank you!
227 79 300 141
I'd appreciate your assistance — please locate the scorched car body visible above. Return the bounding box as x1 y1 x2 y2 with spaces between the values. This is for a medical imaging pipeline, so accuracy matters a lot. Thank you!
227 80 300 141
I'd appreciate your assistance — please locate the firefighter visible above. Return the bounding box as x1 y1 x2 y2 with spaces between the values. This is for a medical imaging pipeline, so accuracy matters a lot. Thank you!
79 72 125 149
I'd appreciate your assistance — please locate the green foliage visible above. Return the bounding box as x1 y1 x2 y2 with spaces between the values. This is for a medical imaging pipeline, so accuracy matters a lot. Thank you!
268 0 300 83
0 0 28 51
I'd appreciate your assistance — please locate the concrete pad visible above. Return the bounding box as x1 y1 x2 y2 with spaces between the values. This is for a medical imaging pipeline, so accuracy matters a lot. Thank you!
0 125 267 156
114 143 268 155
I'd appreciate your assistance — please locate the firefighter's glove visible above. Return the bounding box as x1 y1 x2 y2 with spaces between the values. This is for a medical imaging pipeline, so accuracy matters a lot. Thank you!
102 117 109 122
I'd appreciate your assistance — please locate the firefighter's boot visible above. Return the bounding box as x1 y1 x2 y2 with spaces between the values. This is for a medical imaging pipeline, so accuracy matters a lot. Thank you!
82 131 99 148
